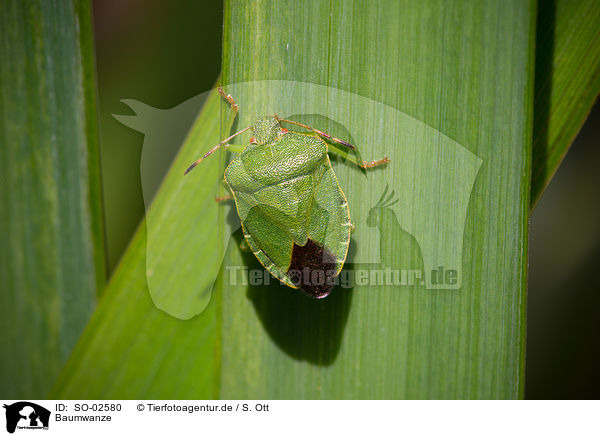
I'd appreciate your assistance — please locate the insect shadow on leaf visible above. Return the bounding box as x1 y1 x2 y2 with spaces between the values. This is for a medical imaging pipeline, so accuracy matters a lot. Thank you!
238 227 357 366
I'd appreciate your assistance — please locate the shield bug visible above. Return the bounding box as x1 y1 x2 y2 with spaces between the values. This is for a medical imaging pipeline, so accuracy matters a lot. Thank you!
185 87 389 298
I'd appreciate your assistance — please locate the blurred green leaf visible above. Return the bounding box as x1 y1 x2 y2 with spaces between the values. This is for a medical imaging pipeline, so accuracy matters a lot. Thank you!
531 0 600 208
52 0 536 399
51 91 225 398
0 0 105 397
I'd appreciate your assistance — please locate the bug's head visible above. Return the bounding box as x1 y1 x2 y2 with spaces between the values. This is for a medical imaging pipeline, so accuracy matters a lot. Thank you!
252 116 283 144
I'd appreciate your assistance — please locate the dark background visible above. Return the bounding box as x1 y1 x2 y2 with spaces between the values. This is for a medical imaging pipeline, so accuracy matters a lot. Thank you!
93 0 222 270
92 0 599 399
527 103 600 399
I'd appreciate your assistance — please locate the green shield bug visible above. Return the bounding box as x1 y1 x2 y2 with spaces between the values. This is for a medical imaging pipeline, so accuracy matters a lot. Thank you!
185 87 389 298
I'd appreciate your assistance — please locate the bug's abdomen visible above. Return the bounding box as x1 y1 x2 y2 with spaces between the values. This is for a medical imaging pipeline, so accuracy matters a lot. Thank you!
287 239 338 298
286 160 351 298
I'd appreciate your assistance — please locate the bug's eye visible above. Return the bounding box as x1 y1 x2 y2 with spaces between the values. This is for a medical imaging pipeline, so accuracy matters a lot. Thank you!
249 137 257 144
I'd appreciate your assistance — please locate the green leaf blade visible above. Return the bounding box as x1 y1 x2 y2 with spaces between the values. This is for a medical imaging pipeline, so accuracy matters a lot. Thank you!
0 0 105 397
50 90 227 399
531 0 600 208
219 0 535 399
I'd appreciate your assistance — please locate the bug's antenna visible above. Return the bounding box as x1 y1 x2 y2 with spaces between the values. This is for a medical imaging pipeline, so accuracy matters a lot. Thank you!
184 126 252 175
276 117 356 150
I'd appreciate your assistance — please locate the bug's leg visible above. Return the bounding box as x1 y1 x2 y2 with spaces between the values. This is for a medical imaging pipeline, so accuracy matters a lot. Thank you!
276 117 356 150
239 239 250 252
223 144 246 154
217 87 240 144
326 143 390 169
357 156 390 169
217 86 239 128
217 86 238 114
215 182 234 202
185 87 249 175
276 116 389 169
215 195 233 202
